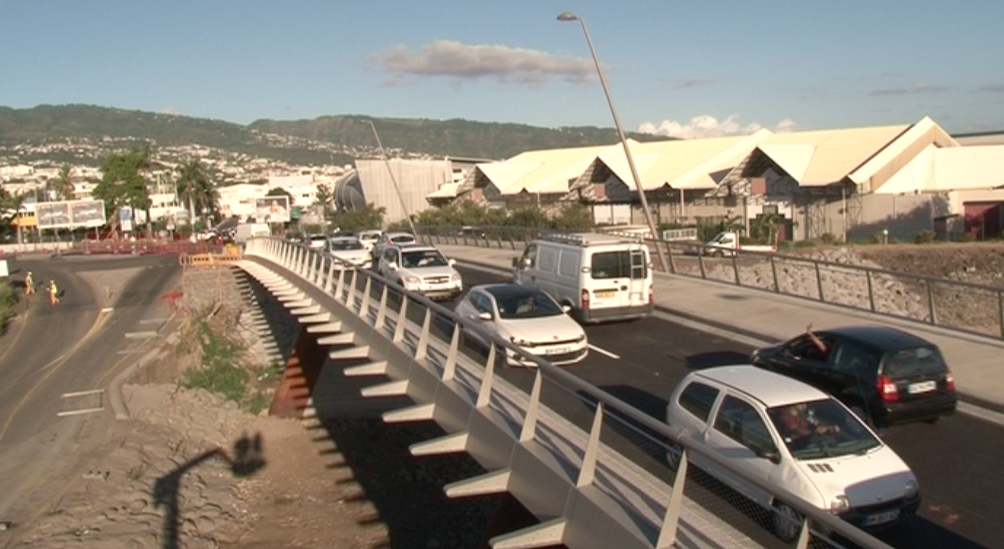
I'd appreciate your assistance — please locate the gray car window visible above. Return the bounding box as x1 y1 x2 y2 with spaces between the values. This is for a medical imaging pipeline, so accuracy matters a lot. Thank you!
678 382 719 423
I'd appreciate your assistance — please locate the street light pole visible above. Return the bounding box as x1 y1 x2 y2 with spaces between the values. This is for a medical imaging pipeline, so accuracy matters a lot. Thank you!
557 11 668 272
365 120 420 239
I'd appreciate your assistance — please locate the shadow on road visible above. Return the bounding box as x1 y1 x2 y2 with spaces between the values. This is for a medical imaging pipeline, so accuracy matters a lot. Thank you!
152 432 266 549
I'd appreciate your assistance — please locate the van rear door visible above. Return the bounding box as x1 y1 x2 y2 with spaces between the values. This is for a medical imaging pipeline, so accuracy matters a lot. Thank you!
588 246 649 312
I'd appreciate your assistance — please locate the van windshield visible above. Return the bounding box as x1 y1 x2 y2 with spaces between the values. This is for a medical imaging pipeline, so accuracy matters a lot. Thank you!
590 250 647 280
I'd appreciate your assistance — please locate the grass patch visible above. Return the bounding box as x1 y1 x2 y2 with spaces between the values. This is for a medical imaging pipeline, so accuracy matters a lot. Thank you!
0 280 19 335
181 320 250 404
180 319 284 414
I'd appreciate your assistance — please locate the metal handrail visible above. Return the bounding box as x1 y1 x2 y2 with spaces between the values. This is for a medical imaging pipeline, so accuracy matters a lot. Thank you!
417 225 1004 340
241 236 895 549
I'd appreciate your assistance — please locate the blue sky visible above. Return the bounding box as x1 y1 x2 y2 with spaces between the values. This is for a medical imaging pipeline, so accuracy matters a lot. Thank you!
3 1 1003 138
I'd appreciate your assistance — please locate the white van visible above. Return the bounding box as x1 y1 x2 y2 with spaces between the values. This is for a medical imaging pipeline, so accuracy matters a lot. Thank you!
512 232 653 323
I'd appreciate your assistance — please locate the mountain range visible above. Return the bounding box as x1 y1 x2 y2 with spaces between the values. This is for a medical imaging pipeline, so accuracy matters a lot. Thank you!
0 104 674 166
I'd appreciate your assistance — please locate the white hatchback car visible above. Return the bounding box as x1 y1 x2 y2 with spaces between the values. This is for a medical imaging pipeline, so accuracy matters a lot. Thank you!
455 283 588 366
325 236 371 269
665 366 920 541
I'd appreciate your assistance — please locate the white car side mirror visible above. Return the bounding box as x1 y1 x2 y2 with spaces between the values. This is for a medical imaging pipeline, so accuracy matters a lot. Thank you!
448 258 456 266
477 311 492 321
561 304 572 314
388 262 399 271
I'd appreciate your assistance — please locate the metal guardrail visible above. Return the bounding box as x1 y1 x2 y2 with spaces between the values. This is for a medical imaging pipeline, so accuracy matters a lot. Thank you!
240 236 893 549
417 225 1004 341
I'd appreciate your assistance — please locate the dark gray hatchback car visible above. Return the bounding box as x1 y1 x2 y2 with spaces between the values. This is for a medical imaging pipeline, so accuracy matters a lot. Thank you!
750 325 957 428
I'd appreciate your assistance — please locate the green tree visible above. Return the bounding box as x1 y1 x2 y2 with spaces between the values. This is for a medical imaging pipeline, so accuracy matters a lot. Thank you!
93 148 152 234
0 188 27 242
176 158 218 228
51 165 76 201
551 203 594 231
313 183 335 222
333 204 385 232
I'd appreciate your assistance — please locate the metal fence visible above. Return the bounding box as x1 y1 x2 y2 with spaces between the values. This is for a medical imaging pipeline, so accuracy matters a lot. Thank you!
243 236 896 549
417 225 1004 341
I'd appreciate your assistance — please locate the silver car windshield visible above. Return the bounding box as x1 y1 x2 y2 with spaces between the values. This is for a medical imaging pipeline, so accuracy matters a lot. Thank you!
767 399 881 460
401 250 447 268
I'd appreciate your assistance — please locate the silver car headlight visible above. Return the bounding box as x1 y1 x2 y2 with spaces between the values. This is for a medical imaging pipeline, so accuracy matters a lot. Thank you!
905 479 919 499
404 275 421 285
575 332 587 342
828 494 850 514
451 272 462 282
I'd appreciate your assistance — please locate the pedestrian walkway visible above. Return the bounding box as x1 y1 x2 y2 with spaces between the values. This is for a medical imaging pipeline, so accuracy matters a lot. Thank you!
437 244 1004 417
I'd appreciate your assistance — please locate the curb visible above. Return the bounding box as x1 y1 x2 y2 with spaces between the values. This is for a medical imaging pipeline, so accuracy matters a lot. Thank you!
453 256 1004 419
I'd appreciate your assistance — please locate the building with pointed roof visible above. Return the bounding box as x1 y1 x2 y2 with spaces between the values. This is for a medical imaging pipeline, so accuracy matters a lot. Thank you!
439 117 1004 242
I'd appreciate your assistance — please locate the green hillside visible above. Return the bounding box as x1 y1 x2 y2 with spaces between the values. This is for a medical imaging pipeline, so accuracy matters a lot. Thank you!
0 104 674 164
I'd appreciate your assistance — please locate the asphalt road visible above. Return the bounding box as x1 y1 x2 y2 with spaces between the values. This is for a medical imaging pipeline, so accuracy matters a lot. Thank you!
452 264 1004 549
0 253 181 527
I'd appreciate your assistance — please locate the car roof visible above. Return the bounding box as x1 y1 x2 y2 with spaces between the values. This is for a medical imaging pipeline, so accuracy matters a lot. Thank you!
397 243 439 252
817 325 934 351
329 236 360 242
477 283 543 299
691 365 830 408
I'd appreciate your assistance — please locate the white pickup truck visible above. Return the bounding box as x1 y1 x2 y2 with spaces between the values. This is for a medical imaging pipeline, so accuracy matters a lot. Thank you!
704 231 776 257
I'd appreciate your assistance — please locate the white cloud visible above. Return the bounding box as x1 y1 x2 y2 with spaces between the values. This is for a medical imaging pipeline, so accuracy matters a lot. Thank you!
368 40 595 86
637 114 794 139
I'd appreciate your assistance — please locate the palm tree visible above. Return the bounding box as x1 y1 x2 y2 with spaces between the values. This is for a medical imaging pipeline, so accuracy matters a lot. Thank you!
52 165 76 201
0 188 28 244
176 159 217 230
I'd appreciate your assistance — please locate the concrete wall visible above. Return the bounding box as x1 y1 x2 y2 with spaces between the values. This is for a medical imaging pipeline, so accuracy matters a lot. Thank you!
356 159 453 225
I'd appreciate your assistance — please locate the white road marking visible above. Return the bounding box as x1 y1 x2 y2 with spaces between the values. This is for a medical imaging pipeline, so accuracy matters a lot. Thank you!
588 344 620 359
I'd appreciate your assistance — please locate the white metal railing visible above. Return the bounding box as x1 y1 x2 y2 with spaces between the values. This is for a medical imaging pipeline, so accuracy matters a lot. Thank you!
239 236 894 549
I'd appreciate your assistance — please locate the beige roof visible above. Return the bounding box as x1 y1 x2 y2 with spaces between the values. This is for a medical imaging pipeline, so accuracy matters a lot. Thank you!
756 123 910 186
597 131 773 190
426 182 461 199
849 116 958 192
479 144 611 195
875 144 1004 194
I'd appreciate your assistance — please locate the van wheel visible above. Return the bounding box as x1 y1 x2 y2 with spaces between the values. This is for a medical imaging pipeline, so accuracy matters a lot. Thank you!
772 501 803 542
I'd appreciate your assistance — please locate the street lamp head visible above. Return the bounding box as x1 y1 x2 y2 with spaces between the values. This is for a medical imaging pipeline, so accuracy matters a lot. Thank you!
556 11 579 22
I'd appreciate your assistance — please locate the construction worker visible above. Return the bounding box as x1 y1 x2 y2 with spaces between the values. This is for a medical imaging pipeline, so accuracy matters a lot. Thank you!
25 271 35 296
49 280 60 305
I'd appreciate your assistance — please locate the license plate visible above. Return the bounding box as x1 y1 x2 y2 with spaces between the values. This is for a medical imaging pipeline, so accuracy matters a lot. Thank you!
594 290 616 299
545 346 572 355
908 381 936 394
864 509 900 526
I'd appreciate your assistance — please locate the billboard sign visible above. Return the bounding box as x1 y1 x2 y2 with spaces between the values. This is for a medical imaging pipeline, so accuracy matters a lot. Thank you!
119 206 133 232
35 200 108 229
70 200 107 228
36 202 71 229
254 196 291 223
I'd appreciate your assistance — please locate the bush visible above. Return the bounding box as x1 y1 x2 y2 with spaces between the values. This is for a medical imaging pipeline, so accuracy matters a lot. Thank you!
819 233 837 244
0 280 17 335
182 321 248 403
914 230 936 244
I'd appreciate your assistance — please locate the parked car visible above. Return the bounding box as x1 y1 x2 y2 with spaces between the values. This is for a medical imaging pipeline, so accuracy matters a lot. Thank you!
750 325 957 428
377 243 462 301
325 236 371 269
357 229 383 252
371 231 417 262
665 365 920 541
306 233 328 250
455 283 588 366
703 231 776 257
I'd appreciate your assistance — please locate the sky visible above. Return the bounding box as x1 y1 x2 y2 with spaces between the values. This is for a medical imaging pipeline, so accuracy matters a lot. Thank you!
2 1 1003 139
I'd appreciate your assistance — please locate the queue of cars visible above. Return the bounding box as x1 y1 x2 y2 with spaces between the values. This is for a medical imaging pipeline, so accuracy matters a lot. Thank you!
285 228 952 540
